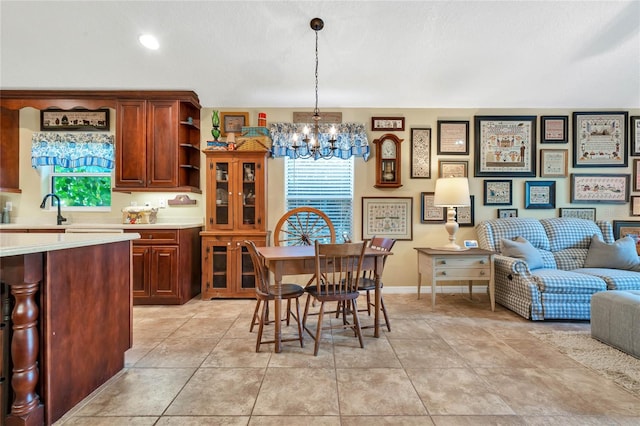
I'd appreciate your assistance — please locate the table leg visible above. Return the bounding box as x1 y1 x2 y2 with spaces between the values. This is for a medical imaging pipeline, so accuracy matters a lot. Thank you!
272 265 283 353
374 256 382 338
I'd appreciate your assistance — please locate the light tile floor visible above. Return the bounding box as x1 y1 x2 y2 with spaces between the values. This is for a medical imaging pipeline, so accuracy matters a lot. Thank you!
55 293 640 425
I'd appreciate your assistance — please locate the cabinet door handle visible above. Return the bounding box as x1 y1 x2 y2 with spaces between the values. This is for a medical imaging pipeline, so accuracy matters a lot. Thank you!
479 260 486 264
480 271 486 276
441 271 447 276
227 242 231 246
441 260 446 265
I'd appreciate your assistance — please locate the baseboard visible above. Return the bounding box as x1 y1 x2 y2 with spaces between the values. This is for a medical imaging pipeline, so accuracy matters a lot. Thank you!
382 284 491 294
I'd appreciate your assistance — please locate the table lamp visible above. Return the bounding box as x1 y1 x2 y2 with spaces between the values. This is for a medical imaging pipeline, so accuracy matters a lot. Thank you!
433 177 471 251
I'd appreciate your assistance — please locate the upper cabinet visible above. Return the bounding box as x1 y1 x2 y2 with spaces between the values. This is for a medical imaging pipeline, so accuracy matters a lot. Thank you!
115 93 201 192
0 107 20 193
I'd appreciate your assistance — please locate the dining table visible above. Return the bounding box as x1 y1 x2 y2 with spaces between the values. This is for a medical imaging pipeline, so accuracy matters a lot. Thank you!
255 245 392 353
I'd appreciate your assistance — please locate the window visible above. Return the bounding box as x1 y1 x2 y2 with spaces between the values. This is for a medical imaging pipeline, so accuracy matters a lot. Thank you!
285 157 353 243
43 165 112 210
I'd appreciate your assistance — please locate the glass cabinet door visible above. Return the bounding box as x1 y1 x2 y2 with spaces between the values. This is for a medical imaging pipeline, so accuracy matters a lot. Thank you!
240 160 257 229
210 159 232 229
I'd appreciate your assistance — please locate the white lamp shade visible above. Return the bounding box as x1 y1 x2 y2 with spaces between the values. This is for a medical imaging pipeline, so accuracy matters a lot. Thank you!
433 177 470 207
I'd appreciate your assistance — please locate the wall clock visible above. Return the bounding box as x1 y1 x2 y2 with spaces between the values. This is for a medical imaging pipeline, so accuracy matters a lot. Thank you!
373 133 403 188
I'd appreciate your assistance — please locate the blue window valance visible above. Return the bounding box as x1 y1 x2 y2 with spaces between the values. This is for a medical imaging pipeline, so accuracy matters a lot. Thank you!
269 122 370 161
31 132 115 169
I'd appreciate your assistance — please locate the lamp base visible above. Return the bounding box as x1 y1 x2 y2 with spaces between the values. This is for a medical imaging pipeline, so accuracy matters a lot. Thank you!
435 242 469 251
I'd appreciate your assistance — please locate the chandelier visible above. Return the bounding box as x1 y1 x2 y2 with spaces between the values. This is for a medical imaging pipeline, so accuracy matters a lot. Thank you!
290 18 339 160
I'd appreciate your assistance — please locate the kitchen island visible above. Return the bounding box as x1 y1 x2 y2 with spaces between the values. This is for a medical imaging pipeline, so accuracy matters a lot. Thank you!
0 232 139 425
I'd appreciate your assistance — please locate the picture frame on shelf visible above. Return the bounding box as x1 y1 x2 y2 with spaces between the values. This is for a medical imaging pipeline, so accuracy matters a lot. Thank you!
410 128 431 178
572 111 628 168
497 208 518 218
632 116 640 156
525 180 556 209
437 120 469 155
559 207 596 221
419 192 445 224
362 196 413 240
371 117 405 131
220 112 249 136
483 179 512 205
613 220 640 240
631 196 640 217
438 160 468 178
455 195 475 227
540 115 568 143
540 149 568 177
570 173 629 204
474 115 536 177
40 108 110 131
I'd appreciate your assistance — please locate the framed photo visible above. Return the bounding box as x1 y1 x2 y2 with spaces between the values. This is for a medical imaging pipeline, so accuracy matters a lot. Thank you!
632 116 640 156
455 195 475 227
559 207 596 221
572 111 628 168
371 117 404 131
483 180 512 206
437 120 469 155
40 108 109 131
525 180 556 209
474 115 536 177
634 159 640 191
540 115 568 143
438 160 468 178
410 128 431 178
613 220 640 240
570 173 629 204
362 197 413 240
464 240 479 248
631 196 640 216
419 192 445 224
540 149 568 177
497 208 518 218
220 112 249 136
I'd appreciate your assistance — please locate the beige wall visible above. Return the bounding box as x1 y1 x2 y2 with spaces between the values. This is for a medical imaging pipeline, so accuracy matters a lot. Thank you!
3 106 639 290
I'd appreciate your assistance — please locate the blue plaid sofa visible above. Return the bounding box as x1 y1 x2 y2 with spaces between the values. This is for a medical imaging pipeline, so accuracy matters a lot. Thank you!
476 217 640 320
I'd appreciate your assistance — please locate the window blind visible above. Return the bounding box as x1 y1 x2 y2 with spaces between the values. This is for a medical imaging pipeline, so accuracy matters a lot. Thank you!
285 157 353 242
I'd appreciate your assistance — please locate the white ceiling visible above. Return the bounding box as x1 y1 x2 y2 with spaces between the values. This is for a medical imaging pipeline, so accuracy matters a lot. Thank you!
1 0 639 109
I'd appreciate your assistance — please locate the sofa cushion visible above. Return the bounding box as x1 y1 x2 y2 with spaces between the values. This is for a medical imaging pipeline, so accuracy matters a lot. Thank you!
584 235 640 270
530 269 607 294
476 218 551 252
541 218 605 252
576 268 640 291
501 236 544 270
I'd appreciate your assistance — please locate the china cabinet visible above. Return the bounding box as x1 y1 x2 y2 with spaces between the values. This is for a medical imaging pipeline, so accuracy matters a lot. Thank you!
201 150 269 298
373 133 403 188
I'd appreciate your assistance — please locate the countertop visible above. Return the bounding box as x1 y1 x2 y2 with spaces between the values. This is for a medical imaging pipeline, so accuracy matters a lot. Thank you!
0 218 204 231
0 232 141 257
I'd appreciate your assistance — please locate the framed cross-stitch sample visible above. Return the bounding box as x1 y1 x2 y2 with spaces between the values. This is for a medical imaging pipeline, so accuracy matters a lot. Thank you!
572 111 628 168
410 128 431 178
540 149 568 177
483 180 512 205
631 196 640 216
633 159 640 192
455 195 474 227
613 220 640 240
437 120 469 155
570 173 629 204
371 117 405 131
362 197 413 240
40 108 110 131
474 115 536 177
497 208 518 218
419 192 445 224
438 160 468 178
559 207 596 221
632 116 640 156
525 181 555 209
540 115 568 143
220 112 249 136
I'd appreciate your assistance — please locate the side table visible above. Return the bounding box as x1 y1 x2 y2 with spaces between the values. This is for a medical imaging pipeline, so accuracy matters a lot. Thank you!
414 247 495 311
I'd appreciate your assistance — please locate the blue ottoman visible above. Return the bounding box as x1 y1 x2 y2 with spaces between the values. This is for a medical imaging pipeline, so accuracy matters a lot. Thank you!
591 290 640 359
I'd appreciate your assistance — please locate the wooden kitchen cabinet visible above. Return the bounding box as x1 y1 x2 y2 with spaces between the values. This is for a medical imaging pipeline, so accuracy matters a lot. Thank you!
128 227 201 304
115 93 201 193
201 150 269 298
0 107 20 193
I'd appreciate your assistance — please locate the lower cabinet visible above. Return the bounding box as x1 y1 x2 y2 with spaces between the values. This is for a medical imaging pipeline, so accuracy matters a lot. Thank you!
201 233 267 298
128 227 201 304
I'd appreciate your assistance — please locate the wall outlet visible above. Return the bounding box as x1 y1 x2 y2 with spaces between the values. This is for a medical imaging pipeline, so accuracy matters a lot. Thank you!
5 201 12 211
158 198 166 208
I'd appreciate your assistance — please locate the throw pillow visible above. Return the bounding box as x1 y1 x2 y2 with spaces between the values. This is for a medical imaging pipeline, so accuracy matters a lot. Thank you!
500 236 544 270
584 235 640 270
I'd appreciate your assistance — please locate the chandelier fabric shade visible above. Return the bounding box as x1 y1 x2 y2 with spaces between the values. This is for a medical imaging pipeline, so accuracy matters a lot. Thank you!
269 122 370 161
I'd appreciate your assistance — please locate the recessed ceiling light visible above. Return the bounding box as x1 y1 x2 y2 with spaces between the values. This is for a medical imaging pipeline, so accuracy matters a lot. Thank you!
138 34 159 50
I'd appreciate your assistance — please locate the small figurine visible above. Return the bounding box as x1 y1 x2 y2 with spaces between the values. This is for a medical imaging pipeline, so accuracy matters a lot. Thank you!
245 166 254 181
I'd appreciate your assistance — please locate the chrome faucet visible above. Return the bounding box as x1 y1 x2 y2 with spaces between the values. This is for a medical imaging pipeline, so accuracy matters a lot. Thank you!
40 193 67 225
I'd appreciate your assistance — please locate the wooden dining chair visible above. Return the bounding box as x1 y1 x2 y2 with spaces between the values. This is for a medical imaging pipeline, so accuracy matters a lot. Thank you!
357 237 396 332
245 240 305 352
303 240 367 356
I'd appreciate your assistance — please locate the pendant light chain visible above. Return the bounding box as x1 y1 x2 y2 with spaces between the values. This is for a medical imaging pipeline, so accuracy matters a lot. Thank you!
314 28 320 118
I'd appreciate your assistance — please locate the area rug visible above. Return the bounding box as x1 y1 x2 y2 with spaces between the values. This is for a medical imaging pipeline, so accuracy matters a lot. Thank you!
530 329 640 395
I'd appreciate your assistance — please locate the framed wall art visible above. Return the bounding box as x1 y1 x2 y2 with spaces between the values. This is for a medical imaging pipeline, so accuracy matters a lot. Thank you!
540 115 568 143
570 173 629 204
371 117 405 131
362 196 413 240
540 149 568 177
572 111 628 168
438 160 468 178
525 180 555 209
483 179 512 205
437 120 469 155
634 159 640 191
613 220 640 240
419 192 445 224
559 207 596 221
410 128 431 178
220 111 249 136
474 115 536 177
631 197 640 216
455 195 475 227
497 208 518 218
40 108 110 131
632 116 640 156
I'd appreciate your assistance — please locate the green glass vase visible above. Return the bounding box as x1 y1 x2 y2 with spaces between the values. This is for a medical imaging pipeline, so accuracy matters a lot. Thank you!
211 110 221 141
